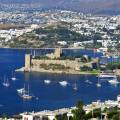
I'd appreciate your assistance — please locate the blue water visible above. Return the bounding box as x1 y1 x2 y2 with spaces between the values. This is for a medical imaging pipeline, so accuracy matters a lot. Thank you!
0 48 119 116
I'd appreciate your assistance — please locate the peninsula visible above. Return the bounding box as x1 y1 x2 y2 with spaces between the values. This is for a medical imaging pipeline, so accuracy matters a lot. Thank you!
16 48 100 75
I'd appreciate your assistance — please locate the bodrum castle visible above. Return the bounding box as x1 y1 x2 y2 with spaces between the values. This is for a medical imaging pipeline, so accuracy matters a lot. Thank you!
16 48 99 74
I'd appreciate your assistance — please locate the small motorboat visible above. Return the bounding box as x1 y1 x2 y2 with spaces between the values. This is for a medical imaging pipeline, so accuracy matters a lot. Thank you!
11 77 17 81
59 81 68 87
108 79 119 85
96 83 101 87
108 76 119 85
44 80 51 84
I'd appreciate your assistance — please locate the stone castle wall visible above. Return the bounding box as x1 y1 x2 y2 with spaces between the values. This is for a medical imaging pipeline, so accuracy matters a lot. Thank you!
25 54 31 71
31 59 80 70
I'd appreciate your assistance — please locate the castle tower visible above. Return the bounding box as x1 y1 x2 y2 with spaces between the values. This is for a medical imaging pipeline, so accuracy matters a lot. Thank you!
54 47 62 59
25 54 31 72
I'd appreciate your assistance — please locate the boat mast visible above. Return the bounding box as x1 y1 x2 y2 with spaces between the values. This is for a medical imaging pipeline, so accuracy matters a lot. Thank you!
34 50 35 58
28 84 30 95
4 76 6 84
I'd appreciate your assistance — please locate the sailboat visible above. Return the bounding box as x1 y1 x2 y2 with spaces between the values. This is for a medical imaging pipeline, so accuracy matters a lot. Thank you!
73 79 78 91
2 76 10 87
21 85 33 100
108 76 119 85
73 82 78 91
96 76 101 88
11 71 17 81
17 84 26 95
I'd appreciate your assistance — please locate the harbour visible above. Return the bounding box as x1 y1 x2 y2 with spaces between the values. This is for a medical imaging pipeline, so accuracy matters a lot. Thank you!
0 48 120 116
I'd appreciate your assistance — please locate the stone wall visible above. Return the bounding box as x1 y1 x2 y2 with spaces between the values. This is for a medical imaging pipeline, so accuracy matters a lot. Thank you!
31 59 80 70
115 69 120 76
25 54 31 71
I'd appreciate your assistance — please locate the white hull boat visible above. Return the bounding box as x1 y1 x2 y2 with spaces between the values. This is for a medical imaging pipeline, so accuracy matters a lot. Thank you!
11 77 17 81
108 79 119 85
99 74 116 78
2 77 10 87
59 81 68 87
3 82 10 87
17 88 26 95
96 83 101 87
44 80 51 84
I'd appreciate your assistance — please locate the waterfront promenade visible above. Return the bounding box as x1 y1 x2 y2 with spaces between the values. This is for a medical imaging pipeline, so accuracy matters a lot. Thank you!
3 95 120 120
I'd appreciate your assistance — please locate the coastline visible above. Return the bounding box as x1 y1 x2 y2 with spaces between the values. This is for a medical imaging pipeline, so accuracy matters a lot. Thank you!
0 47 93 50
16 67 100 75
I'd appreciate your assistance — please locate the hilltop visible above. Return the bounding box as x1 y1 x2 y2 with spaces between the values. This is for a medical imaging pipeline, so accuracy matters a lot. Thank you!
9 22 91 48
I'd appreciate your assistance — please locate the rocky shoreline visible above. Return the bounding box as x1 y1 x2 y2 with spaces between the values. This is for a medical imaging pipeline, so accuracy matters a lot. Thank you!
16 67 99 75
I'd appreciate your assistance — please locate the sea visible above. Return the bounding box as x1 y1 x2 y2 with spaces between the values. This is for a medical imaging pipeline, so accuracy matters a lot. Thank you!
0 48 120 116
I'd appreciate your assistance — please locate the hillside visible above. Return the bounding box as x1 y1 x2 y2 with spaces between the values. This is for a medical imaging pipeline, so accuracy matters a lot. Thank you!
0 0 120 14
8 23 91 48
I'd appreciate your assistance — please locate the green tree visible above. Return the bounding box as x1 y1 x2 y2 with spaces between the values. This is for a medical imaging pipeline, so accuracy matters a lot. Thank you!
112 113 120 120
55 114 68 120
72 101 86 120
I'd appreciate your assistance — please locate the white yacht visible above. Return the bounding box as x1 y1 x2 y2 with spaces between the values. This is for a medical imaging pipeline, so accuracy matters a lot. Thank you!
59 81 68 87
18 84 33 100
44 80 51 84
99 74 116 78
108 77 119 85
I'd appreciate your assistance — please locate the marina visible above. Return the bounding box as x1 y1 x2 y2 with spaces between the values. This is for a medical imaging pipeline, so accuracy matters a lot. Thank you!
0 48 120 116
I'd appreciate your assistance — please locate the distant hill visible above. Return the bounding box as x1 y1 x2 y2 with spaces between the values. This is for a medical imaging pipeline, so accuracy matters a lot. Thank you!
0 0 120 15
